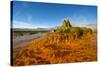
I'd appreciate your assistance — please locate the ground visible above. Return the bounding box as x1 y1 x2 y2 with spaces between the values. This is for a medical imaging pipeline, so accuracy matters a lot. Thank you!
12 32 97 66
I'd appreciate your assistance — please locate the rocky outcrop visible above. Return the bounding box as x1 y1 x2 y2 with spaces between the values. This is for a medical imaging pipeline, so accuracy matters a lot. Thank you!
62 19 72 28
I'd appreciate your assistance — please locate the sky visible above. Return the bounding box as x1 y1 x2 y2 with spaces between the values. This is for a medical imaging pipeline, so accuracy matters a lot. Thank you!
11 1 97 28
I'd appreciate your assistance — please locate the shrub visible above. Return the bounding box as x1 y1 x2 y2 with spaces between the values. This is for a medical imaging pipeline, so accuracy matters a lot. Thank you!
69 27 83 39
82 27 92 34
56 26 70 33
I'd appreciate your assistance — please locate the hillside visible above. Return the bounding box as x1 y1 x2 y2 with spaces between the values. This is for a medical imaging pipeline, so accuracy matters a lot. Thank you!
12 19 97 66
76 24 97 31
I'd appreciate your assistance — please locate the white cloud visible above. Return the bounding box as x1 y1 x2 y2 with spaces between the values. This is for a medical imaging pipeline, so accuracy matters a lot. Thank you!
13 21 36 28
12 20 49 28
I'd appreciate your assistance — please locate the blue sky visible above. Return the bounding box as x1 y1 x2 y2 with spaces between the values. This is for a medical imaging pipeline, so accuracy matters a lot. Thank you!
11 1 97 28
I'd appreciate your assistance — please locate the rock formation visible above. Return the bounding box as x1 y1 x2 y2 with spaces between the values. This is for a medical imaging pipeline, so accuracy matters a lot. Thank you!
62 19 72 28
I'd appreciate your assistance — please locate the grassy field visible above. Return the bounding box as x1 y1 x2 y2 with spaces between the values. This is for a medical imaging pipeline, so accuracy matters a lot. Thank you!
13 30 49 36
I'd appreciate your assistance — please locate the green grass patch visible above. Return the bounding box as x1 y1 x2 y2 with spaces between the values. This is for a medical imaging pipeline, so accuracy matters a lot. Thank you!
13 30 49 36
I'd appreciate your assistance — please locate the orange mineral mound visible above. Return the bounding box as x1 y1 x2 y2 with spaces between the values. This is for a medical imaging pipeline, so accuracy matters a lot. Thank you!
12 19 97 66
13 32 97 66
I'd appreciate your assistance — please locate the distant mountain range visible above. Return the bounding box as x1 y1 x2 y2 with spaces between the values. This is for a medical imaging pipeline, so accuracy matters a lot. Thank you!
12 28 51 31
75 24 97 31
12 24 96 32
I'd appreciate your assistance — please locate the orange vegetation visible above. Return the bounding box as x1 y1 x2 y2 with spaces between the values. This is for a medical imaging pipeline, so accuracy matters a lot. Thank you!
13 32 97 66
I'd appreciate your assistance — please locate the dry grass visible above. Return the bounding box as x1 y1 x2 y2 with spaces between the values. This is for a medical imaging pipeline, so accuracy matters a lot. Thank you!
12 32 97 66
